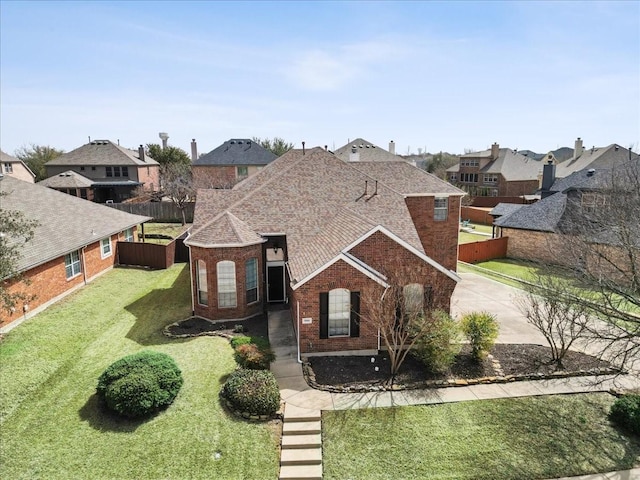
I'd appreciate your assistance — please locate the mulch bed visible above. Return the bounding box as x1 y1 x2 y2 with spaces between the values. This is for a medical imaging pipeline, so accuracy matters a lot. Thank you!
165 314 269 339
308 344 615 390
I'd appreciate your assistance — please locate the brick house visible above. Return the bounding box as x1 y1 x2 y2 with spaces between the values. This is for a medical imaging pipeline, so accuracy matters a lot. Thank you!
0 175 150 331
0 150 36 183
494 158 640 277
185 147 465 355
192 139 277 189
43 140 160 202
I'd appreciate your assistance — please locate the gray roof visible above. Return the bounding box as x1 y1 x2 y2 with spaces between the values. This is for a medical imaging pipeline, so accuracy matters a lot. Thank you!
494 192 567 232
193 139 277 166
554 144 637 179
490 203 525 218
333 138 403 163
38 170 94 189
188 147 463 284
46 140 159 167
0 176 150 272
447 148 544 181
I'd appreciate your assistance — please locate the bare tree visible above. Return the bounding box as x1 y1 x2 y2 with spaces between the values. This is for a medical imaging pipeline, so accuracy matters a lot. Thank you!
161 164 194 225
517 273 589 367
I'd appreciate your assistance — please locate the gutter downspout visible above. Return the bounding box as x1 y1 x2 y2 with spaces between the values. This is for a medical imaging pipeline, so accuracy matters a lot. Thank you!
186 238 195 316
296 300 302 364
81 246 88 285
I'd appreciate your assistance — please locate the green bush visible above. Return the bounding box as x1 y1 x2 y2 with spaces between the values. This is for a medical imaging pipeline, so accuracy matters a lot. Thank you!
235 343 275 370
230 335 270 351
222 369 280 416
609 394 640 435
460 312 499 360
411 310 461 373
96 351 183 418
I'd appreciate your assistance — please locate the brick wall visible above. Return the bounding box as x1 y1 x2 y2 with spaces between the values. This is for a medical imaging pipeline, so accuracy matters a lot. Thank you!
192 166 238 189
502 228 564 264
137 164 160 191
502 179 539 197
404 195 460 271
190 244 264 320
0 231 128 328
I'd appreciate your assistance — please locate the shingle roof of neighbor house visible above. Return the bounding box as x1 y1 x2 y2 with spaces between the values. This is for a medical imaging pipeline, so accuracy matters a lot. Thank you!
553 144 638 179
489 203 525 218
0 175 151 273
447 148 544 181
38 170 95 189
0 150 36 178
45 140 159 167
193 139 277 166
333 138 402 163
187 147 464 285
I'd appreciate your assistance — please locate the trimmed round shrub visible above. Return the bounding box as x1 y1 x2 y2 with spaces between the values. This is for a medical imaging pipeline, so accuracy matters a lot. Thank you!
230 335 271 351
609 394 640 435
97 351 183 418
235 343 275 370
460 311 499 361
411 309 462 373
221 369 280 416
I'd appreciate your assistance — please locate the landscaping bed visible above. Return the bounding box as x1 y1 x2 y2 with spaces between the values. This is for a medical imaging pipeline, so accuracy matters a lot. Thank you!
307 343 616 391
164 314 269 339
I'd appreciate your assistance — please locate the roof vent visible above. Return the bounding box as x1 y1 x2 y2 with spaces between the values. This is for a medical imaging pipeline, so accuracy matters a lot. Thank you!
230 141 235 144
238 140 243 144
587 168 596 177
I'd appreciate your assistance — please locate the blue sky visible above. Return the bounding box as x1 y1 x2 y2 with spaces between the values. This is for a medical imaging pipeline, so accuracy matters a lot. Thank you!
1 0 638 156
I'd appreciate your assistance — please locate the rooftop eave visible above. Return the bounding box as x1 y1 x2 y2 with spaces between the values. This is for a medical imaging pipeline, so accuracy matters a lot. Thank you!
184 238 266 249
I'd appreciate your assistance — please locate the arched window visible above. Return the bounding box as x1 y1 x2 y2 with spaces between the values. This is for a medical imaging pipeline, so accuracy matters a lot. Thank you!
403 283 424 316
217 261 237 308
328 288 351 337
246 258 258 304
197 260 208 306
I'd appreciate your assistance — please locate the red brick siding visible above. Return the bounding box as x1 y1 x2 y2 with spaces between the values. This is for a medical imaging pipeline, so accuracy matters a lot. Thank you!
404 196 460 271
190 244 264 320
192 166 238 189
502 228 564 264
0 232 125 327
137 165 160 191
502 179 539 197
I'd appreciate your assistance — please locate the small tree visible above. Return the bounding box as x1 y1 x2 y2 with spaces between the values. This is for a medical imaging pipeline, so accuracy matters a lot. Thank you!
160 163 194 225
460 312 499 361
0 187 39 315
252 137 294 157
146 144 191 167
517 273 589 368
411 309 461 373
14 144 64 182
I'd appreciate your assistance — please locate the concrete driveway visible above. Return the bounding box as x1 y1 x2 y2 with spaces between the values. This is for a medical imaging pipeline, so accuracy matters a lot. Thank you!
451 271 546 345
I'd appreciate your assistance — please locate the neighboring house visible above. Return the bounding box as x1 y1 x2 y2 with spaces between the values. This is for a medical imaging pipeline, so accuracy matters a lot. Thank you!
446 143 544 198
192 139 277 189
0 175 150 331
494 159 640 270
44 140 160 202
333 138 409 164
553 139 637 179
185 147 465 355
0 150 36 183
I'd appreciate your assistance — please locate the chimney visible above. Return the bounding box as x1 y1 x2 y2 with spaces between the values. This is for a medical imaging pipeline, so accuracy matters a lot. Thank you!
389 140 395 155
190 139 198 161
138 145 145 162
349 145 360 162
491 142 499 160
541 159 556 199
159 132 169 149
574 137 584 159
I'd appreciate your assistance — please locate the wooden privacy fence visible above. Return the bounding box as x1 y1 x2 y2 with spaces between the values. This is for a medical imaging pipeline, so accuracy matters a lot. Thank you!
107 202 195 223
458 236 508 264
117 241 176 269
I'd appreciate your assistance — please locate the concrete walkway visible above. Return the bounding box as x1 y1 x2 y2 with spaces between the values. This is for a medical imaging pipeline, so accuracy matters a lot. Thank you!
268 272 640 479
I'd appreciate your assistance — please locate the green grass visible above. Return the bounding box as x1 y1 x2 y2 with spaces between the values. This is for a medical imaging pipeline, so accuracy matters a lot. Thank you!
140 222 190 244
323 394 640 480
0 264 280 480
459 231 492 244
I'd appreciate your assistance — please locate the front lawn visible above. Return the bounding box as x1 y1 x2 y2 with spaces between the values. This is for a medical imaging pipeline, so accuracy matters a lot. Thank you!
323 393 640 480
0 264 280 480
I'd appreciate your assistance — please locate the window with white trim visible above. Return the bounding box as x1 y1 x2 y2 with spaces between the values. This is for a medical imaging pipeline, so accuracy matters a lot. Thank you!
403 283 424 316
246 258 258 304
123 228 134 242
197 260 208 306
434 197 448 221
65 250 81 279
328 288 350 337
449 173 457 182
483 174 498 184
581 192 606 213
4 163 13 173
100 237 112 258
217 261 237 308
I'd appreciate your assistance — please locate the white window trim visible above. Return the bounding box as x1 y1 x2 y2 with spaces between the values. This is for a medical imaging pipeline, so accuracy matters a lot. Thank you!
197 260 208 306
217 261 237 308
123 228 134 242
100 237 112 259
328 288 351 338
246 258 259 305
65 250 82 280
434 197 448 221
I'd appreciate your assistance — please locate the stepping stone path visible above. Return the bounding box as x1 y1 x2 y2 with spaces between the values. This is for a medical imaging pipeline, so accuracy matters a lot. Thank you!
279 404 322 480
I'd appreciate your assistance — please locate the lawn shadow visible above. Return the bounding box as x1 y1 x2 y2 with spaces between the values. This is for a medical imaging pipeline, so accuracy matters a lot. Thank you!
79 393 153 433
124 265 193 346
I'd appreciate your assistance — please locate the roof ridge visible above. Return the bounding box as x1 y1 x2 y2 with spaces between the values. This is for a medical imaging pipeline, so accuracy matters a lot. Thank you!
226 211 255 242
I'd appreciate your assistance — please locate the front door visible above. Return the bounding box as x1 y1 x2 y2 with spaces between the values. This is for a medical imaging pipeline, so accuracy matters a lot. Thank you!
267 263 285 303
